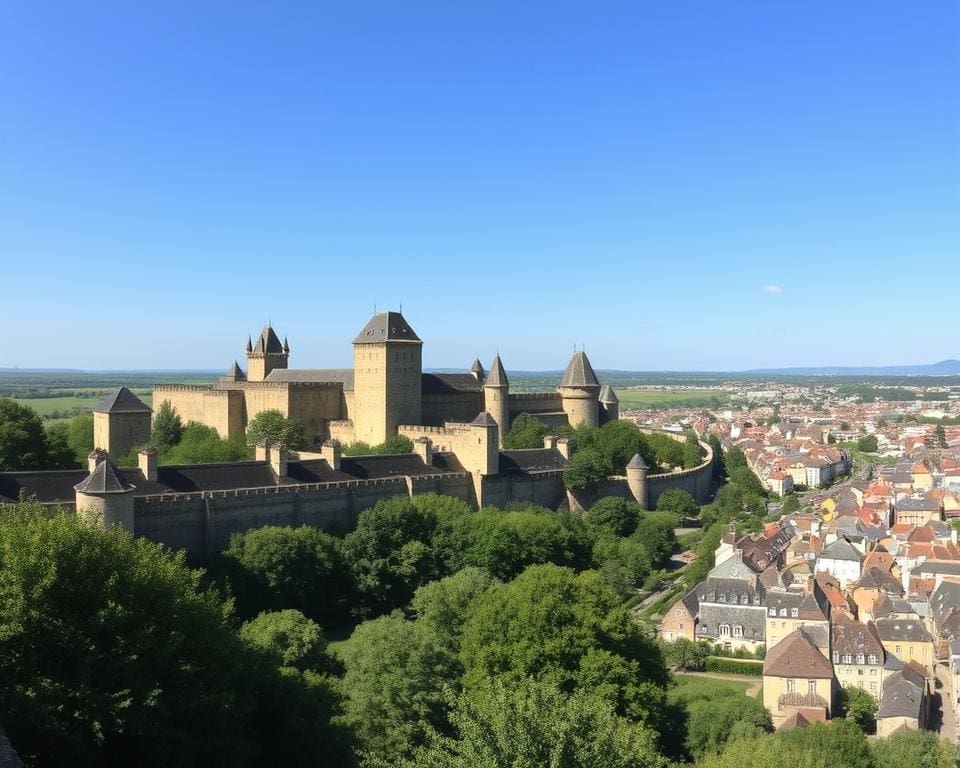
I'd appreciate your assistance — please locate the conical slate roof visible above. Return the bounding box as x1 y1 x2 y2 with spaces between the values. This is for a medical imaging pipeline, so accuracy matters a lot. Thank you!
599 384 618 403
486 354 508 387
470 358 484 376
227 361 243 377
93 387 151 414
353 311 421 344
559 351 599 388
471 412 498 427
74 459 135 494
253 325 285 355
627 453 648 470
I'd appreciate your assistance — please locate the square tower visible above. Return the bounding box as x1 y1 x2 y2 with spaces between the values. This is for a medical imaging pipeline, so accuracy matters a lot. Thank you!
352 311 423 444
246 325 289 382
92 387 152 459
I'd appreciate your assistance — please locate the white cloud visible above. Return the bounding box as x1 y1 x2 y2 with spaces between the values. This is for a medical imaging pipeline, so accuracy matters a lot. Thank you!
761 284 783 294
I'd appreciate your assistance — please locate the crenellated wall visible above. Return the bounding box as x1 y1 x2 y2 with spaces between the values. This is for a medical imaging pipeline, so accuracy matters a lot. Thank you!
153 387 245 439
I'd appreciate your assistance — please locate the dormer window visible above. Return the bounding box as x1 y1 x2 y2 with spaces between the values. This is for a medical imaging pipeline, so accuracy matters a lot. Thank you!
779 608 787 617
791 608 799 618
856 654 865 664
754 596 761 605
843 654 852 664
718 594 726 603
769 608 776 616
741 595 748 605
868 654 878 665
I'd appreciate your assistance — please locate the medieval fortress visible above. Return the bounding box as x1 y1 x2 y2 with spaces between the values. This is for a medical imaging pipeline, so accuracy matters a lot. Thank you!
151 310 621 451
0 310 715 560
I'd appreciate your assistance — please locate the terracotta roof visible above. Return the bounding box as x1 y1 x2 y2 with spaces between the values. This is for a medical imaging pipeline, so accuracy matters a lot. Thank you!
763 629 833 678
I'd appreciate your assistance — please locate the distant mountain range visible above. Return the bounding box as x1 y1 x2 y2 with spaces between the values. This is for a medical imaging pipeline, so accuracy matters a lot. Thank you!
739 360 960 376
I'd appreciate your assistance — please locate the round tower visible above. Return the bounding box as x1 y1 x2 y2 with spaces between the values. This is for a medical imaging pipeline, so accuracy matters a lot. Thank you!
74 457 136 532
599 384 620 424
483 354 510 447
626 452 649 510
558 350 600 428
469 358 485 384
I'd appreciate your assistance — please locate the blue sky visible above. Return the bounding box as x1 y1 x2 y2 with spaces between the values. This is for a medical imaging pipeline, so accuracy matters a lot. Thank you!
1 2 957 371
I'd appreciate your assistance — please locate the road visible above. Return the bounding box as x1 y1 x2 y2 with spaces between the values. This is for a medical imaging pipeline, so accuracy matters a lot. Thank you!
933 662 957 744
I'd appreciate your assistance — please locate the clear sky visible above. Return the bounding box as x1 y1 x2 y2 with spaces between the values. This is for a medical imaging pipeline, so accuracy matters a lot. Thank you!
1 2 957 372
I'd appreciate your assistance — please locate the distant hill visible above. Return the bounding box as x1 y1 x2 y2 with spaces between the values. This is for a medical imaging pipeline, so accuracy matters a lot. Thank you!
740 359 960 376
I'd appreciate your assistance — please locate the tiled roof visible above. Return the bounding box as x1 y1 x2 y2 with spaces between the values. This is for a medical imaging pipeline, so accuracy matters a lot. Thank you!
558 351 599 388
499 449 565 474
486 354 508 388
353 311 421 345
763 629 833 678
265 368 354 388
421 373 481 395
92 387 151 414
74 460 134 494
252 325 284 355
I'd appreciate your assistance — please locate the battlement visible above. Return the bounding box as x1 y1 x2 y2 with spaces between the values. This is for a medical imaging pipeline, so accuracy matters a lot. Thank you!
398 422 472 436
154 385 220 395
510 392 562 402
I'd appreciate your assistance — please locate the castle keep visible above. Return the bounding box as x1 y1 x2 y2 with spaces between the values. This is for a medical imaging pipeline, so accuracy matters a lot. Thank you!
152 310 620 449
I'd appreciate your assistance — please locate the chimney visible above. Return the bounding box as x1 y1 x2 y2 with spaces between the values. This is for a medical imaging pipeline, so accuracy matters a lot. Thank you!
87 449 107 473
321 439 341 471
138 447 158 482
270 442 288 480
556 437 572 460
414 436 433 466
255 441 270 462
543 435 558 449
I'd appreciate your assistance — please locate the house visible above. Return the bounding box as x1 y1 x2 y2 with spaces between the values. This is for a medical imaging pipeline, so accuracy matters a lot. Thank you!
693 552 767 653
876 662 929 738
815 537 864 588
764 578 830 655
928 579 960 659
762 628 835 729
874 615 935 674
660 586 699 642
895 497 942 527
831 614 887 698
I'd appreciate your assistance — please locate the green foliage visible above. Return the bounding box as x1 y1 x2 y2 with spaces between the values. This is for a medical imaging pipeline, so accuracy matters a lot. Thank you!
340 612 458 760
67 412 95 464
391 678 667 768
632 511 677 568
682 432 702 469
411 568 500 652
343 435 415 455
856 434 878 453
661 639 709 671
781 493 800 513
684 522 725 586
588 497 642 537
703 657 762 676
670 677 771 759
0 398 50 470
502 411 552 449
872 729 960 768
245 408 307 450
708 433 725 480
837 685 877 733
591 420 656 475
702 719 872 768
645 432 684 469
163 422 252 464
655 489 698 519
934 423 948 448
150 400 183 452
44 421 79 468
239 609 328 672
220 524 353 624
459 564 677 752
0 502 352 767
563 446 611 490
345 496 441 612
592 535 655 595
440 507 589 581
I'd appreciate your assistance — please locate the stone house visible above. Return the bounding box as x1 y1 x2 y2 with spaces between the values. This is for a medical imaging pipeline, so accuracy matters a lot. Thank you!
762 628 835 729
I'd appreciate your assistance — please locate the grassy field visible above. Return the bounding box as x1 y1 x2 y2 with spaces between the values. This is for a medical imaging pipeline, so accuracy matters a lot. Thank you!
17 391 154 420
617 388 726 410
670 673 760 702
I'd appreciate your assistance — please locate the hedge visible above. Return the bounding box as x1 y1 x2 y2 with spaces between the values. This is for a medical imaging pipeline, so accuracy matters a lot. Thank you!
704 656 763 676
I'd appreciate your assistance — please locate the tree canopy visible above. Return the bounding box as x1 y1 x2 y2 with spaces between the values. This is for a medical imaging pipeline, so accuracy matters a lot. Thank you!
245 409 306 450
0 398 51 470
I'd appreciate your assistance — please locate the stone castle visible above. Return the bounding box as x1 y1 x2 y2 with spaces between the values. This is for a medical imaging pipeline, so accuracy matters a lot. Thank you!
150 309 621 452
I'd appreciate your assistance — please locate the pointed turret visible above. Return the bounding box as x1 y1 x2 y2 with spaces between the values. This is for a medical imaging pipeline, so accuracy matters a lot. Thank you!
626 453 649 509
599 383 620 424
246 335 253 353
558 350 600 428
221 361 246 384
283 335 290 354
74 459 136 531
484 354 510 446
246 324 289 381
469 358 485 383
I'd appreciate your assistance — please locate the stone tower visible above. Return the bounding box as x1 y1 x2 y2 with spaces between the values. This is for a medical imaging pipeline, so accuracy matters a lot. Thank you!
92 387 152 459
246 325 289 382
483 354 510 447
626 452 649 510
74 455 136 531
352 310 423 444
469 358 485 384
599 384 620 424
558 350 601 428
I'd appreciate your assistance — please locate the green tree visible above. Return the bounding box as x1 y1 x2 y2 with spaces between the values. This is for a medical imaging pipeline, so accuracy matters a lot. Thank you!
245 409 306 451
66 413 95 464
632 512 677 570
345 496 441 612
44 421 79 468
163 422 252 464
856 434 878 453
150 400 183 452
681 693 771 759
239 609 328 672
220 525 353 624
0 501 351 767
411 568 500 652
781 493 800 514
592 535 655 596
645 433 684 469
374 434 415 454
682 432 702 469
563 446 611 491
703 719 871 768
340 612 458 760
655 489 698 519
588 497 642 537
594 421 656 475
459 564 677 752
661 638 708 671
872 729 960 768
707 433 725 481
0 398 48 470
935 423 948 448
502 412 551 449
837 686 877 733
392 678 667 768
